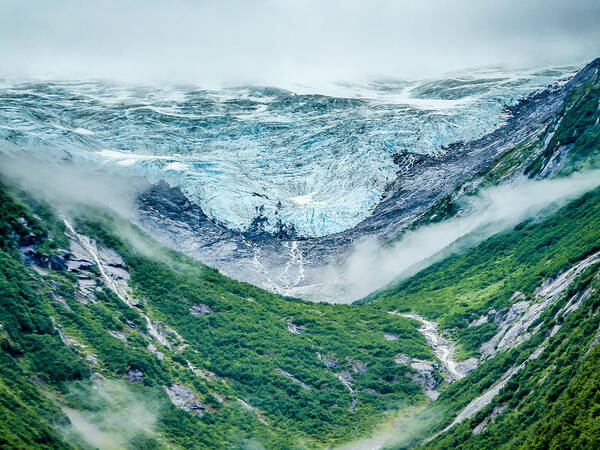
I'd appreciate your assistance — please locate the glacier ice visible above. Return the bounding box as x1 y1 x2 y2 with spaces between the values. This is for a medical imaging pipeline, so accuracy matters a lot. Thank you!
0 66 575 236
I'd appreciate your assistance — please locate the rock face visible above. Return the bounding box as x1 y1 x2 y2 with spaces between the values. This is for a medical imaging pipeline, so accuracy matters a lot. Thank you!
134 59 600 302
473 405 507 435
164 384 205 416
347 358 367 374
316 352 339 368
480 252 600 358
395 354 441 400
286 319 306 334
20 247 71 272
480 300 533 357
127 369 144 383
189 304 213 316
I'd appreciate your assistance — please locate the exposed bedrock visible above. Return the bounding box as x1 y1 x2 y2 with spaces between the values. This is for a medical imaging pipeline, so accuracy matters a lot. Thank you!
136 59 600 301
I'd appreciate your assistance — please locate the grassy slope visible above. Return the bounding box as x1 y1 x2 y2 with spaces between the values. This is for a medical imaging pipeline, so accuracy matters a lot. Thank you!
0 183 434 448
3 180 600 449
0 73 599 447
421 264 600 449
77 213 434 443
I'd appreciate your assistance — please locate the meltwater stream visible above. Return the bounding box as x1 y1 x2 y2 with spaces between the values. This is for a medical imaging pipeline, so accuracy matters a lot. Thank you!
0 66 573 237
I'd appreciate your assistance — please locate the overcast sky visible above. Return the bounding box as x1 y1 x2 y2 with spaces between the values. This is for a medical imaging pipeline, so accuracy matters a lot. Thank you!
2 0 600 86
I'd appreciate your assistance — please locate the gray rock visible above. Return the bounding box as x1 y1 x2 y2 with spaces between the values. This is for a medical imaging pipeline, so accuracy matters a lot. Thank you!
316 352 339 368
347 358 367 374
49 253 68 271
128 368 144 383
456 358 479 375
189 304 213 316
395 354 441 396
286 319 306 334
148 344 165 361
66 239 96 271
473 404 507 435
164 383 205 416
481 252 600 358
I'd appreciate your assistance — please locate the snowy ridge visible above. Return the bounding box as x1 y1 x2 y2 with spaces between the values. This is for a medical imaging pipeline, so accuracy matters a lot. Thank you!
0 67 573 237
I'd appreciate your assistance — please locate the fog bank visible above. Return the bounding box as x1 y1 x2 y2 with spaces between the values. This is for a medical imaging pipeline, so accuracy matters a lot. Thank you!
321 171 600 303
59 380 163 449
1 0 599 86
0 151 149 221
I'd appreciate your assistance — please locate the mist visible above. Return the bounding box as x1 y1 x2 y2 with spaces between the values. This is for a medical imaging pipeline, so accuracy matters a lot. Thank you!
321 170 600 303
1 0 600 87
0 151 150 221
58 380 164 450
336 404 441 450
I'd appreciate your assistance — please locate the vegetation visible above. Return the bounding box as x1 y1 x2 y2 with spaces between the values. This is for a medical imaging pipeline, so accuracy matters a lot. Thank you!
0 182 434 448
0 69 599 448
526 81 600 177
370 188 600 333
420 270 600 449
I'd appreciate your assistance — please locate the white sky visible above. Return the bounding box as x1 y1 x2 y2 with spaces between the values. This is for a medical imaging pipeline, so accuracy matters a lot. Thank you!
2 0 599 86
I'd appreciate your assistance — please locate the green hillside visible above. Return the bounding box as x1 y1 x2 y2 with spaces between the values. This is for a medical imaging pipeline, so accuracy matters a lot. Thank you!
0 68 599 448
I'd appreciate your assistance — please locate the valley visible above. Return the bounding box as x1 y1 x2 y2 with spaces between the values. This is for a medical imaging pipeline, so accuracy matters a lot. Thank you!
0 57 599 449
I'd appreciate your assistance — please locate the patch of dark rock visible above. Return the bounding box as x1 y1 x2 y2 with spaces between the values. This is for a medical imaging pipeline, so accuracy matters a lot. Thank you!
189 304 213 316
164 383 206 416
49 253 69 271
127 368 144 383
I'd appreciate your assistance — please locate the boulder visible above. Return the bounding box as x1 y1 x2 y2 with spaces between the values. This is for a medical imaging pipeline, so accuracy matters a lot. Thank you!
164 383 205 416
127 368 144 383
189 304 213 316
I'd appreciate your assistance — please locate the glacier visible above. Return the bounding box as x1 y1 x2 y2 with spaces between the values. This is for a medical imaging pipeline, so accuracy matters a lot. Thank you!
0 66 575 237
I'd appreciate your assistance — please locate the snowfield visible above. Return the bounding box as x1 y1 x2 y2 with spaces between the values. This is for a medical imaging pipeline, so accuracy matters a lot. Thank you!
0 66 573 237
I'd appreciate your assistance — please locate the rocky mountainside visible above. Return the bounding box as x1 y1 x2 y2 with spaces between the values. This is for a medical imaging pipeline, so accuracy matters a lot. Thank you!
137 58 600 300
2 144 600 448
0 58 599 449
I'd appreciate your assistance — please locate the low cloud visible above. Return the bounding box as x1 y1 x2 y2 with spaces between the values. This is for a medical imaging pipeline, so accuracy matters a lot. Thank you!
0 148 150 221
320 170 600 303
58 380 164 450
336 403 442 450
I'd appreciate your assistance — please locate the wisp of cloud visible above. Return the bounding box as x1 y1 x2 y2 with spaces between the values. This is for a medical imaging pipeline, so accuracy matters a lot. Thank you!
320 170 600 303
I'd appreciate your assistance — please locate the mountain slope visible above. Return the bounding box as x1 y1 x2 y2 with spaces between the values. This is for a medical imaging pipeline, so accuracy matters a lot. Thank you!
0 60 599 449
0 181 439 448
2 160 600 448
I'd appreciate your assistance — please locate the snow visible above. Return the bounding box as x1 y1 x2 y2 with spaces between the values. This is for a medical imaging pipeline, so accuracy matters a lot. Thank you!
0 66 574 237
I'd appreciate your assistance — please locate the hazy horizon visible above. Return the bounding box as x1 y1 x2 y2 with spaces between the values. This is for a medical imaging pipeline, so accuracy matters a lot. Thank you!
2 0 600 88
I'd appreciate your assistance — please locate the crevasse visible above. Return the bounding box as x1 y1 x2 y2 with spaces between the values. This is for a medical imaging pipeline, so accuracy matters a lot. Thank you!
0 66 573 236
